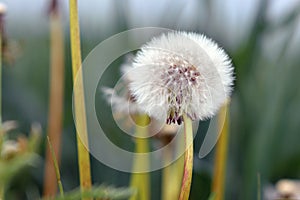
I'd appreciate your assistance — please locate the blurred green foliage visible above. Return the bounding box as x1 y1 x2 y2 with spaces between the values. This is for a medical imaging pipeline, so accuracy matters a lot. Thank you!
42 185 135 200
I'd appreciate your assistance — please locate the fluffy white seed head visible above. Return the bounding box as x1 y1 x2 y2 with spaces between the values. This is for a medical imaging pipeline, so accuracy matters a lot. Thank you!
127 31 234 124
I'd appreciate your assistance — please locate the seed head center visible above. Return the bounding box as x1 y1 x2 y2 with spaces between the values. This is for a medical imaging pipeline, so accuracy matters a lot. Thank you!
162 63 200 125
165 64 200 87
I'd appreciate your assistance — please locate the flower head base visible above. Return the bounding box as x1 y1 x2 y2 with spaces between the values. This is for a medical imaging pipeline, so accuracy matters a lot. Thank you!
127 31 234 124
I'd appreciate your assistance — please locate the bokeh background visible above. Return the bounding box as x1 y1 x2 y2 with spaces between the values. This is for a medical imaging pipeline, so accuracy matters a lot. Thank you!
2 0 300 199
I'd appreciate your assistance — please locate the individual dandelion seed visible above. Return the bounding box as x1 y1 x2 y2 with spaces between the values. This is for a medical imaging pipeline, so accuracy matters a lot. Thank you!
126 31 234 125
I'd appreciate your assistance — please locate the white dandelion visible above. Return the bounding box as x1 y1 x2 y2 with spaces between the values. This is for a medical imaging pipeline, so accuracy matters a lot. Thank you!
126 31 234 124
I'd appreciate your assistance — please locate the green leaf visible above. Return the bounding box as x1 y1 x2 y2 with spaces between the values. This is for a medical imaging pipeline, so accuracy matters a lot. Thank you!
207 192 216 200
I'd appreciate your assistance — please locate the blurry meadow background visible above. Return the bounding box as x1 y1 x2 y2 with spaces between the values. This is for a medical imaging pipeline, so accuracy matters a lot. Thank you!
1 0 300 199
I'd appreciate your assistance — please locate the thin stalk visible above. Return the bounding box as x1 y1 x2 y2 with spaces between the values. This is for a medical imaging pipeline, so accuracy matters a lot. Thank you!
160 126 184 200
69 0 92 198
0 11 3 128
257 173 261 200
0 11 3 200
162 147 173 200
0 185 3 200
208 193 216 200
162 144 183 200
0 3 6 130
47 136 64 197
179 114 193 200
129 114 150 200
43 1 65 196
212 103 229 200
0 24 2 126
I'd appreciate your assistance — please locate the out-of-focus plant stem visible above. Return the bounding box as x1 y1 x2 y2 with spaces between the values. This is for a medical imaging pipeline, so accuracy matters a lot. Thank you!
0 21 2 128
43 0 65 196
0 186 3 200
212 103 230 200
0 9 4 200
47 136 64 197
257 173 261 200
69 0 92 198
159 125 184 200
162 148 174 200
179 114 193 200
162 144 183 200
129 114 150 200
0 6 4 129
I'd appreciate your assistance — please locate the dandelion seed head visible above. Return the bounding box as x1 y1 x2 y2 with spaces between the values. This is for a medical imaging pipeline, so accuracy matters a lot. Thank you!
127 31 234 124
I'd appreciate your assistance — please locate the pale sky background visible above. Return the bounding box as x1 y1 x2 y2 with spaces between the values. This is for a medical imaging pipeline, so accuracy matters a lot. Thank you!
1 0 300 57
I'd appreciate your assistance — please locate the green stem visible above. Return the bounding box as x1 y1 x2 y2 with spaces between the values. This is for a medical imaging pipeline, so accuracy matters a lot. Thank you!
69 0 92 198
47 136 64 197
257 173 261 200
162 144 183 200
212 104 229 200
179 114 193 200
129 114 150 200
162 147 172 200
0 185 3 200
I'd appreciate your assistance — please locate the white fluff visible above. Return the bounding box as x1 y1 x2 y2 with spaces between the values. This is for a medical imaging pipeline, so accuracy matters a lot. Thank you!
126 31 234 124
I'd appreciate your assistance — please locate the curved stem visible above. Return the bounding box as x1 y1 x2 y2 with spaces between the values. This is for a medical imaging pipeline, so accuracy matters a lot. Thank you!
179 114 193 200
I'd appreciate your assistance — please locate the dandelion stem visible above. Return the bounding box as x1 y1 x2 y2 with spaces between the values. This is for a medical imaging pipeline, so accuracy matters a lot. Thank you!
43 0 65 196
179 114 193 200
69 0 92 198
212 103 230 200
129 114 150 200
47 136 64 197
